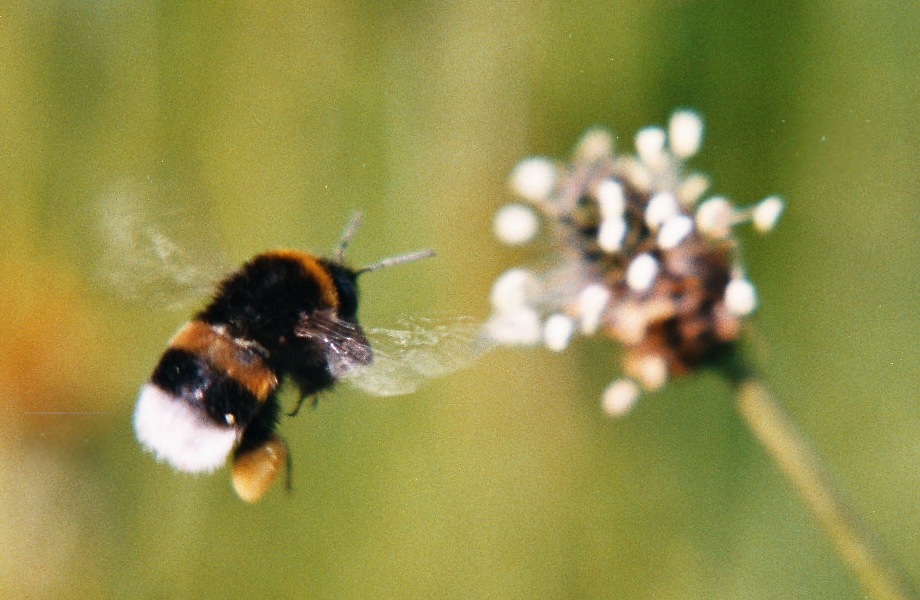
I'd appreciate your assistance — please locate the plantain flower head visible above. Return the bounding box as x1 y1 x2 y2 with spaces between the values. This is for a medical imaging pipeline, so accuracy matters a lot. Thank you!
486 110 783 416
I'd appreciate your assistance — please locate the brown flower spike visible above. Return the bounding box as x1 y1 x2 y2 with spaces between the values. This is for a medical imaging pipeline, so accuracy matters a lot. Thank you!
485 110 783 415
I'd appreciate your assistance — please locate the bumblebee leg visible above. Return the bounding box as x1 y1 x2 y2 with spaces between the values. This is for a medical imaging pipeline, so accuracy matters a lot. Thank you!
287 393 321 417
284 440 293 492
287 394 307 417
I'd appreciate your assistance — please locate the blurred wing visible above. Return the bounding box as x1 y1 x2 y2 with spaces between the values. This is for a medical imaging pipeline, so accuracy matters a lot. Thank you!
94 182 225 309
338 315 490 397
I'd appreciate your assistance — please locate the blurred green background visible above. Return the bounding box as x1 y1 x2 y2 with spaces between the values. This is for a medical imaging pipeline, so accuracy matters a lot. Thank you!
1 1 918 598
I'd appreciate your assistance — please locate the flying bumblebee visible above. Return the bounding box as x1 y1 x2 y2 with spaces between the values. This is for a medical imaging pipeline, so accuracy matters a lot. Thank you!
133 213 453 503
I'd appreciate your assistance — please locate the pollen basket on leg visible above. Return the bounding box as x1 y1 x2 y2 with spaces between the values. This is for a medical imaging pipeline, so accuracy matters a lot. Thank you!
232 435 288 503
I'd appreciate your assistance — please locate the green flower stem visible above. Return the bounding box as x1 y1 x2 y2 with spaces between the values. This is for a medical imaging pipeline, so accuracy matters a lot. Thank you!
733 377 916 600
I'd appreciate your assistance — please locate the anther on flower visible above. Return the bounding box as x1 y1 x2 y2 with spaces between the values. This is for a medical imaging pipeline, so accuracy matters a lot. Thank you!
645 192 680 230
752 196 784 233
634 126 667 169
577 284 611 335
574 128 615 162
656 214 694 250
489 268 538 312
695 196 735 239
509 157 556 202
485 109 783 414
484 306 542 346
543 313 575 352
625 253 659 292
602 379 640 417
724 276 757 317
598 218 627 253
494 203 539 245
595 179 626 218
667 109 704 159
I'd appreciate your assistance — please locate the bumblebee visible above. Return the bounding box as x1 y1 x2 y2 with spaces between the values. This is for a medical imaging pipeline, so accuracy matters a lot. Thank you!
133 214 432 502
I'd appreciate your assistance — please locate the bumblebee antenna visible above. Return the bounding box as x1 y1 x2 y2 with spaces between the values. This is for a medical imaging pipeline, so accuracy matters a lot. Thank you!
334 211 434 274
357 248 435 275
334 211 364 262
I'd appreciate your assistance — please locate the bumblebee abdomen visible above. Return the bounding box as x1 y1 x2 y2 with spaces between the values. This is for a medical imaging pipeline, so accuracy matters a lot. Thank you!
166 320 279 403
134 320 282 474
150 348 259 426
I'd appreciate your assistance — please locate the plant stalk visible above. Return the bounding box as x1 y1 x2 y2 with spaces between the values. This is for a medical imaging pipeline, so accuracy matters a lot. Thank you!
733 377 916 600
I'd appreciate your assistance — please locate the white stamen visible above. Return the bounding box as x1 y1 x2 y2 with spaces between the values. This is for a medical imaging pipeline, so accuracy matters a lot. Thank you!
621 159 652 193
625 253 659 292
595 179 626 219
598 217 627 253
577 284 611 334
724 278 757 316
485 307 542 346
610 304 648 346
134 384 238 473
644 192 679 230
668 110 704 159
635 126 667 169
628 354 669 391
494 203 539 245
574 128 614 161
695 196 735 239
752 196 784 233
543 313 575 352
490 268 538 312
656 214 694 250
602 379 640 416
676 173 710 206
510 157 557 202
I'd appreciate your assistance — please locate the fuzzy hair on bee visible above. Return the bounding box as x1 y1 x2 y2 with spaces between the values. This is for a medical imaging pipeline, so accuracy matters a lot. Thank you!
133 213 434 503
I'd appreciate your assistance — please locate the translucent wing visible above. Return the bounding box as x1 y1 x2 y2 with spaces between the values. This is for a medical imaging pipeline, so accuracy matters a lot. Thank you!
334 315 489 397
93 182 225 309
